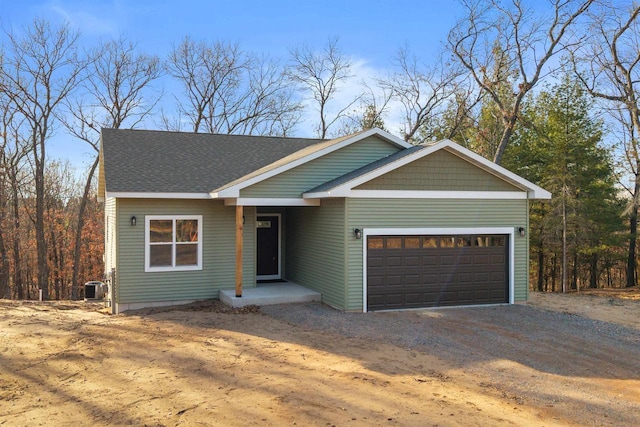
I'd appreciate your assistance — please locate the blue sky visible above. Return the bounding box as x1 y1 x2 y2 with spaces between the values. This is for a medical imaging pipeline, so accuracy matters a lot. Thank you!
0 0 463 170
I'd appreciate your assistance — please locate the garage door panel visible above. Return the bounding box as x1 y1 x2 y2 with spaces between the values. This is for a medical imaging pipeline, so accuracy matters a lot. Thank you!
459 255 474 264
457 290 475 302
490 271 505 281
474 254 490 264
405 274 421 285
367 234 509 310
423 255 438 265
440 255 455 265
404 256 421 266
368 256 384 268
458 272 473 283
491 254 505 263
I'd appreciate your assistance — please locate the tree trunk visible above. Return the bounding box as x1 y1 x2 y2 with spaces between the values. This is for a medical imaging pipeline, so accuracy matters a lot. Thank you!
627 191 638 288
11 173 23 300
34 135 49 299
537 244 544 292
572 252 578 291
590 252 598 289
0 227 8 299
492 117 516 165
0 177 8 298
551 253 557 292
71 157 99 300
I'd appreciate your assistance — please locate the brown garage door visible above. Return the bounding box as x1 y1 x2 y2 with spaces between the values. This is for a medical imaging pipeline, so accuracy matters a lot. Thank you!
367 234 509 310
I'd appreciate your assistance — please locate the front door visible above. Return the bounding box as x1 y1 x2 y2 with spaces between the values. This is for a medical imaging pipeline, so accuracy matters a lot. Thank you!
256 214 280 280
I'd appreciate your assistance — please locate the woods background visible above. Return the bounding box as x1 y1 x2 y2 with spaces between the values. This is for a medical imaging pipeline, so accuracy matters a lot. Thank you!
1 0 639 300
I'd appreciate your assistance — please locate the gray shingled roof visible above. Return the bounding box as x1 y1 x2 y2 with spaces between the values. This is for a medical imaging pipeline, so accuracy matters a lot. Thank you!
101 129 326 193
305 144 427 193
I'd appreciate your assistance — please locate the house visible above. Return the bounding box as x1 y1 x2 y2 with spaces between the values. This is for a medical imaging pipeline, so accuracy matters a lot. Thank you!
98 127 550 314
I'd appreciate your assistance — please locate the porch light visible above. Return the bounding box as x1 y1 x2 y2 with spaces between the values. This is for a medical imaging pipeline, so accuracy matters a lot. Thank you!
354 228 362 239
131 216 137 226
518 227 525 237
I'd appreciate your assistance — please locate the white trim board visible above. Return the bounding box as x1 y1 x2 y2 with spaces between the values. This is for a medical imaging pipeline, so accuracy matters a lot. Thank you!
144 215 204 273
361 227 516 313
224 198 320 206
306 190 527 199
106 191 212 199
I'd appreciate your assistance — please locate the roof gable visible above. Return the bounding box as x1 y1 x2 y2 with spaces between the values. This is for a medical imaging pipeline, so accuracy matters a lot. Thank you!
304 139 551 200
213 128 411 198
355 149 521 192
238 134 403 198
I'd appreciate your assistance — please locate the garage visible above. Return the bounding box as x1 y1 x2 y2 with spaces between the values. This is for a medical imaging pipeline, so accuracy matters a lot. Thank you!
366 234 509 310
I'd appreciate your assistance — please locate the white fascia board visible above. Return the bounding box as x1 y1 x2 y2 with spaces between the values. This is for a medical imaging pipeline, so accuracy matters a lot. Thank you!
304 190 527 199
106 191 212 199
365 127 413 149
224 198 320 206
215 128 411 198
348 190 527 199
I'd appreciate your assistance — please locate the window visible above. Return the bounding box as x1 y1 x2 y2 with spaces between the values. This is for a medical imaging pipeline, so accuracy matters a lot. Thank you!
145 215 202 272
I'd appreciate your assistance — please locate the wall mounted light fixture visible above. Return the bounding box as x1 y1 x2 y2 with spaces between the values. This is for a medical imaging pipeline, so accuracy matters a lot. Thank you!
518 227 525 237
131 216 137 226
354 228 362 239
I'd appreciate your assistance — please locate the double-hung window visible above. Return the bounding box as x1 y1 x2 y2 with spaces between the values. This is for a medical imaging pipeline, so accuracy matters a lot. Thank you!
145 215 202 272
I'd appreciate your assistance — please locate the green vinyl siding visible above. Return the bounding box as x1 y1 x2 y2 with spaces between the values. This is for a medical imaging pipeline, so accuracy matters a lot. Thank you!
345 198 529 311
115 198 255 304
241 136 400 198
356 149 521 192
285 199 346 309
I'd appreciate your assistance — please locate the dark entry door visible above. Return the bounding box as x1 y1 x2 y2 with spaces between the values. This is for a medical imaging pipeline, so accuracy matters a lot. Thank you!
257 215 280 279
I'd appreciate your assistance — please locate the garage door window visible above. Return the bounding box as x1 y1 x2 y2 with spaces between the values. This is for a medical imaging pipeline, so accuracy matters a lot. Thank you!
423 237 438 248
368 238 384 249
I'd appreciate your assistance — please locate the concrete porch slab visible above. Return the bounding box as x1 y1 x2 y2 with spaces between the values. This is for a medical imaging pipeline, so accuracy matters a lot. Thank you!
219 282 321 308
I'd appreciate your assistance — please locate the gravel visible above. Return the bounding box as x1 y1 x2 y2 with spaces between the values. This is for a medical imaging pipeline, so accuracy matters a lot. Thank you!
261 301 640 425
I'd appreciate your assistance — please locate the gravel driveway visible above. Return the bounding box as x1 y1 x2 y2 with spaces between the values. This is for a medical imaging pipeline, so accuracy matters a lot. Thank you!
262 301 640 425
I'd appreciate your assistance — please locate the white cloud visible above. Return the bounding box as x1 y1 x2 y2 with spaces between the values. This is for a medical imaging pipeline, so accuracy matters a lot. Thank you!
47 2 120 37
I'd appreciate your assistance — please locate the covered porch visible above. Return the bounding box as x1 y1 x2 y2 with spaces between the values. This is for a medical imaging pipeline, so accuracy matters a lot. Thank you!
226 198 330 308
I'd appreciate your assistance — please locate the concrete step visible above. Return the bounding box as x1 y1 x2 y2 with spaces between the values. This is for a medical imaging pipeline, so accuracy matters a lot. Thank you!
219 282 321 308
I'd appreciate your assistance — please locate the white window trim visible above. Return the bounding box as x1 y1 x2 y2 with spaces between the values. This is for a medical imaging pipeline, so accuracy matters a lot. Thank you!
145 215 203 272
361 227 515 312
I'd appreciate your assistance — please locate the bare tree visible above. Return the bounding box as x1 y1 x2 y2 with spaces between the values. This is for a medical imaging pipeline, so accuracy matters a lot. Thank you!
0 86 29 298
61 37 162 299
335 83 393 135
379 47 466 143
448 0 593 164
573 3 640 287
288 38 360 138
0 19 83 299
165 36 300 136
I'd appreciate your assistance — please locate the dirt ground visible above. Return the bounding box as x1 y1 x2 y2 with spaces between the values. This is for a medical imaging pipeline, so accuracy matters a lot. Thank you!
1 289 639 427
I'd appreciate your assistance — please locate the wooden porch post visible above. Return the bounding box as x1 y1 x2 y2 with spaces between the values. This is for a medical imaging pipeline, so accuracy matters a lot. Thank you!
235 204 243 297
